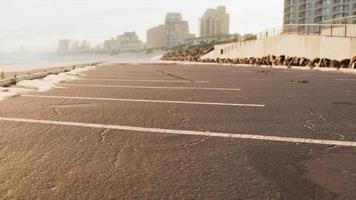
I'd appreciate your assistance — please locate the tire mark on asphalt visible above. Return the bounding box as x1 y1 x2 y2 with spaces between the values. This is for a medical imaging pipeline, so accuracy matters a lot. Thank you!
111 137 209 169
46 101 101 116
115 137 208 152
157 70 195 83
175 137 209 149
333 101 356 106
46 98 71 116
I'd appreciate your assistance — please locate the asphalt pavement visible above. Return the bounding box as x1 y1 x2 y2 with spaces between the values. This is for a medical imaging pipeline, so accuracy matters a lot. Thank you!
1 63 356 199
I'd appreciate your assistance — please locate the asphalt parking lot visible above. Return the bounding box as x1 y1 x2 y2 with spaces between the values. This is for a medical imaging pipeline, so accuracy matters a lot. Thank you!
1 63 356 199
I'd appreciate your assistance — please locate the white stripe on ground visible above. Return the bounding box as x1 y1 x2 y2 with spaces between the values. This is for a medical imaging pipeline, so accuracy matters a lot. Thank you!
59 84 241 91
22 95 265 107
336 79 356 81
0 117 355 147
83 79 210 83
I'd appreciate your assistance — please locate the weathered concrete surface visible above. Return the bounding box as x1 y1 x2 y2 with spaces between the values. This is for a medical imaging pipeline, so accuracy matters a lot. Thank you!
0 63 356 199
202 34 356 60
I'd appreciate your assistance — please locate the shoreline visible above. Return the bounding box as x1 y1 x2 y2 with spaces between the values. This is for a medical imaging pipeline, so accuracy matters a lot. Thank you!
0 51 165 87
0 51 166 72
0 62 103 87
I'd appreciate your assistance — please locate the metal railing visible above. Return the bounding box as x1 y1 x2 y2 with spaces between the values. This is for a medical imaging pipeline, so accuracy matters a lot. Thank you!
257 23 356 39
321 15 356 24
257 15 356 39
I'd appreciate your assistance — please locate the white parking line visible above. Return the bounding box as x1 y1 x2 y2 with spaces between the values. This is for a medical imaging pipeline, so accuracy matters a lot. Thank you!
83 79 210 83
0 117 355 147
59 84 241 91
336 79 356 81
22 95 265 107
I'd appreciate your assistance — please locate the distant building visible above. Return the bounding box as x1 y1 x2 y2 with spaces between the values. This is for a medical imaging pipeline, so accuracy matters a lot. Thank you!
57 39 91 53
57 39 76 53
103 32 144 52
93 44 103 52
80 40 91 52
164 13 191 47
146 13 195 48
103 39 116 52
284 0 356 24
116 32 145 51
147 25 166 49
199 6 230 37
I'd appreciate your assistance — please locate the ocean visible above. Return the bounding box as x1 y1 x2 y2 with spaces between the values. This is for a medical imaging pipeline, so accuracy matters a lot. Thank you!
0 52 162 72
0 53 114 65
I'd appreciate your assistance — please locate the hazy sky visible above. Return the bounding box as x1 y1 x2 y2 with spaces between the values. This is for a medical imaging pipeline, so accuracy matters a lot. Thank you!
0 0 284 53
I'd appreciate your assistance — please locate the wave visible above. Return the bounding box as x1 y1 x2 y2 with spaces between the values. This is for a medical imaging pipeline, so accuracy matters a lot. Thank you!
0 65 96 100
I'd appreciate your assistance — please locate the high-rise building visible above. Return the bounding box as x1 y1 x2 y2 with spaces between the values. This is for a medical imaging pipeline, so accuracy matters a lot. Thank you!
284 0 356 24
164 13 190 47
116 32 141 44
146 13 194 48
57 39 91 53
116 32 144 51
103 32 144 52
103 38 116 52
147 25 166 49
57 39 76 53
199 6 230 37
80 40 91 52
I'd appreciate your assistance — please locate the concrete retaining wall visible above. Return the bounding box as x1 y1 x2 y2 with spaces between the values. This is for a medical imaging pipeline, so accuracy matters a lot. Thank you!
202 34 356 60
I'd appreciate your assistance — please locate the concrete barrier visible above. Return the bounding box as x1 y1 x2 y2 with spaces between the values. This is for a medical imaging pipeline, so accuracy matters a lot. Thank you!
202 34 356 61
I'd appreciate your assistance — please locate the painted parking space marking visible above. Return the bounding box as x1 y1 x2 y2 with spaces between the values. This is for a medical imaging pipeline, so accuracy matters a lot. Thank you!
22 95 265 107
0 117 355 147
82 79 210 83
59 84 241 91
336 79 356 81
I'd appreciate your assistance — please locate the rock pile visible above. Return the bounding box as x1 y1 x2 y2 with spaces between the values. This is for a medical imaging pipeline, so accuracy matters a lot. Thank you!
161 48 212 62
162 50 356 69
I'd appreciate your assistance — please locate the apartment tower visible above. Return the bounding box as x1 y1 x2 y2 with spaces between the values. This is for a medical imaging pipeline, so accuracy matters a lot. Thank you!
164 13 190 47
284 0 356 24
199 6 230 37
147 25 166 49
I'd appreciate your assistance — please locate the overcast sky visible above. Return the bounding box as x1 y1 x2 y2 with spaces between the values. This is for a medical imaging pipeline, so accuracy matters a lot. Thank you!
0 0 284 53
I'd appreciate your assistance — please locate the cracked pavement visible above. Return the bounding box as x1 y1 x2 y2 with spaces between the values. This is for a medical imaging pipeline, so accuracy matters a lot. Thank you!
0 63 356 199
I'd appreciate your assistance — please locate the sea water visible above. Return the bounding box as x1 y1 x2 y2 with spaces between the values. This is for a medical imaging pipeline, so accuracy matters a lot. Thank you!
0 52 163 72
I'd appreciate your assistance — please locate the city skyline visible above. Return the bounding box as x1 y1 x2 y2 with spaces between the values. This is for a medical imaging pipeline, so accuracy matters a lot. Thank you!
0 0 284 53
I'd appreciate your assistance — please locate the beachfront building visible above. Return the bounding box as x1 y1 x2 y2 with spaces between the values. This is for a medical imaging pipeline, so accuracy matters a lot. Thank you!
147 13 195 49
164 13 191 47
79 40 91 52
57 39 91 54
103 32 144 52
57 39 76 53
147 25 166 49
284 0 356 24
103 39 116 52
199 6 230 37
116 32 145 51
